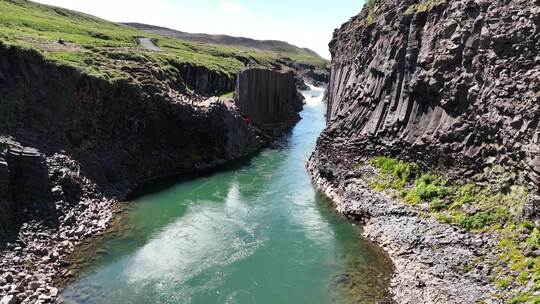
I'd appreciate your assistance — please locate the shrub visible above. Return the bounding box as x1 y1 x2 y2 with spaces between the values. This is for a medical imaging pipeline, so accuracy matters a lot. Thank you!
405 174 452 203
370 156 418 185
404 190 422 205
430 198 448 211
457 212 492 230
452 183 479 207
526 229 540 248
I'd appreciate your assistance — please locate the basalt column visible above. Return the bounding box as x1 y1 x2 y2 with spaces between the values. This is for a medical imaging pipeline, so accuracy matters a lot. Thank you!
235 68 304 136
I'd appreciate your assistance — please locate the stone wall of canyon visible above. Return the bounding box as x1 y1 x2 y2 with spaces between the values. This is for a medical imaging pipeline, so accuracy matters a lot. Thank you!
320 0 539 185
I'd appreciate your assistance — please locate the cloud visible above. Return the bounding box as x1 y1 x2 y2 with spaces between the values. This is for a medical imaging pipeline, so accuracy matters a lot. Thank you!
219 1 246 14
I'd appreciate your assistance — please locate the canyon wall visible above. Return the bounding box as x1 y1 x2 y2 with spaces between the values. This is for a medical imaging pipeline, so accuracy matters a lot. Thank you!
317 0 539 185
0 43 281 244
176 62 235 95
307 0 539 302
235 68 304 135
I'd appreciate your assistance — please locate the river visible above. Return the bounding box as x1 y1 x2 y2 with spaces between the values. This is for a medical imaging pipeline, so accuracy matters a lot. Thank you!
60 86 393 304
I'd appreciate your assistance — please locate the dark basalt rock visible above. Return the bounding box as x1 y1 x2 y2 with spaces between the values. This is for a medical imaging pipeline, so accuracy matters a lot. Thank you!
0 141 56 242
308 0 539 303
177 62 235 95
5 144 50 202
522 195 540 220
235 68 305 135
0 154 8 199
0 153 10 239
319 0 539 185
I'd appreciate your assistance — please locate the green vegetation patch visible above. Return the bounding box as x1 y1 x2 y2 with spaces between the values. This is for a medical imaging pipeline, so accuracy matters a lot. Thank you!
405 0 447 15
367 156 539 302
219 91 235 98
364 0 379 25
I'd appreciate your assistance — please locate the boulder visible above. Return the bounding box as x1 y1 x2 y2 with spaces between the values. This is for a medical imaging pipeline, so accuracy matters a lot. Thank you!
5 145 50 202
522 195 540 220
0 295 18 304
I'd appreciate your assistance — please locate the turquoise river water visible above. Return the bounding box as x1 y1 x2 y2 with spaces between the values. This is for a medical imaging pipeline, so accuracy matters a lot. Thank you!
60 87 393 304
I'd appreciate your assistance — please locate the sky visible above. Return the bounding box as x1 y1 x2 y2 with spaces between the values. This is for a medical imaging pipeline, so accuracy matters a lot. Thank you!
32 0 366 59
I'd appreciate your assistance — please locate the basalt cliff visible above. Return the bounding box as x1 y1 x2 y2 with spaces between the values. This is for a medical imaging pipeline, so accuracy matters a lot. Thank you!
308 0 539 303
235 68 304 135
0 9 307 302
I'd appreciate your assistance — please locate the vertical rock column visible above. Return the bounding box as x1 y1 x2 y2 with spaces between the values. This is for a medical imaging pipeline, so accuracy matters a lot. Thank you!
235 68 304 135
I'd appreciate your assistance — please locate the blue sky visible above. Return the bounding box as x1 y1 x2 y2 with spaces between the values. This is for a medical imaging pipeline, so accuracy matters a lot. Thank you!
33 0 366 58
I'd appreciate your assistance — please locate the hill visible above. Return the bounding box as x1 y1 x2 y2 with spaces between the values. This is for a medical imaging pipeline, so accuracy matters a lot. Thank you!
124 22 324 61
0 0 327 86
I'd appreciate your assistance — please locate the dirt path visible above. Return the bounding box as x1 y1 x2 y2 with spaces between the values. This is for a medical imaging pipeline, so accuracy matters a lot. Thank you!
137 38 162 52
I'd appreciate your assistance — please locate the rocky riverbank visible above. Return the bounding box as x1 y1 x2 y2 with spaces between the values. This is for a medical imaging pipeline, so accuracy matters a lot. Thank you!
307 147 502 303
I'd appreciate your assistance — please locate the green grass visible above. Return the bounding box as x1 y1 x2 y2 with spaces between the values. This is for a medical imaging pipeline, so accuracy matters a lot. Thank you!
367 156 539 302
403 174 452 204
364 0 379 25
369 156 525 231
369 156 419 189
405 0 447 15
219 91 235 98
0 0 327 85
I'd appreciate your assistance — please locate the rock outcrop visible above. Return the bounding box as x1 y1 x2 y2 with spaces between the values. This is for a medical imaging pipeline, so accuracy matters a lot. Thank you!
308 0 539 303
235 68 304 135
322 0 539 184
177 62 235 95
0 142 57 240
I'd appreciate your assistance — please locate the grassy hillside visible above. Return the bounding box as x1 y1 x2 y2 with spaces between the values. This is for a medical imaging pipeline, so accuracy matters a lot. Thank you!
0 0 327 82
124 22 327 67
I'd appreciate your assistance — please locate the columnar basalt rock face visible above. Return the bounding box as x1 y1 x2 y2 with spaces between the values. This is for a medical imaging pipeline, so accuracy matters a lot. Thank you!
0 141 58 242
308 0 538 302
321 0 539 184
0 43 271 244
235 68 304 135
178 62 235 95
